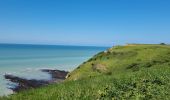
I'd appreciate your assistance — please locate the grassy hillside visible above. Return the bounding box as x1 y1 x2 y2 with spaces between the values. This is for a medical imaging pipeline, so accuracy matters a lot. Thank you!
67 44 170 81
1 44 170 100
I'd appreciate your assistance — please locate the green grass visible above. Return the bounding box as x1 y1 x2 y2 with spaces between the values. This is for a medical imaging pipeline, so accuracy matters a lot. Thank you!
1 44 170 100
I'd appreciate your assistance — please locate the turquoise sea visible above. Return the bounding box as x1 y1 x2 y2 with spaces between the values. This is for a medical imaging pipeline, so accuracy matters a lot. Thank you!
0 44 107 96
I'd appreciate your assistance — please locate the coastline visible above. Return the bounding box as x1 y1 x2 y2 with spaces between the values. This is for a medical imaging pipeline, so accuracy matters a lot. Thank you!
4 69 69 93
0 43 107 96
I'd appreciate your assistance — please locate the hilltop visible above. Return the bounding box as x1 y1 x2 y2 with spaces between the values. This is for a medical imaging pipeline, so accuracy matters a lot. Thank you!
1 44 170 100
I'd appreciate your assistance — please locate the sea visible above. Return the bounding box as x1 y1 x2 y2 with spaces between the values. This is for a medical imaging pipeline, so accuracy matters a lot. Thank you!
0 43 108 96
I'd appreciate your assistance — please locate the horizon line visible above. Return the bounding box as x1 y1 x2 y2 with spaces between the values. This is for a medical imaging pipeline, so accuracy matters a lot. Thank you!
0 42 110 48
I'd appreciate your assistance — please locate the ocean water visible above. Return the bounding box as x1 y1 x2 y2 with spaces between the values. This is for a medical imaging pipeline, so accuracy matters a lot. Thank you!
0 44 107 96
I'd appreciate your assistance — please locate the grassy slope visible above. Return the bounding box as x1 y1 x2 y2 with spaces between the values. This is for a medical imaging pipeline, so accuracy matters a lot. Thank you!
1 44 170 100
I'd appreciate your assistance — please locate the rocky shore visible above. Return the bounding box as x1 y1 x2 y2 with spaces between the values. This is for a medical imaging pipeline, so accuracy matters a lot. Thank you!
41 69 68 81
4 69 69 93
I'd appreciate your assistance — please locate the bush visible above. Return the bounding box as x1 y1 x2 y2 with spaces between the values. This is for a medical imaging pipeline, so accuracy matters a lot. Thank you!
160 43 166 45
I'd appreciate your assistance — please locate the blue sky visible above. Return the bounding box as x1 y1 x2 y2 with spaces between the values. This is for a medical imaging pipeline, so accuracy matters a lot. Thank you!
0 0 170 46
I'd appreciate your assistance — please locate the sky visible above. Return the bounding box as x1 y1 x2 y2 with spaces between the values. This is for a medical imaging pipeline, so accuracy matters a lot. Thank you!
0 0 170 46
